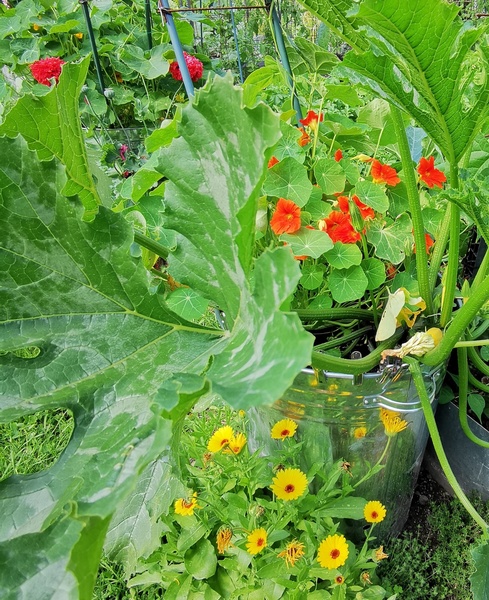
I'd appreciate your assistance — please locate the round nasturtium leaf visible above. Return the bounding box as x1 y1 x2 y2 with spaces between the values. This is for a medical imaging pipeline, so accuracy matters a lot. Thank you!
184 538 217 580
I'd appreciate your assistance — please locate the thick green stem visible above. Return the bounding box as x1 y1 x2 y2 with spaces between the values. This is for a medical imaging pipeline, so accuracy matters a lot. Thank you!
295 308 375 322
133 230 170 259
429 203 451 292
311 330 404 375
457 347 489 448
390 106 433 317
469 371 489 394
422 273 489 366
405 357 488 538
440 166 460 327
313 325 373 351
472 244 489 291
467 345 489 378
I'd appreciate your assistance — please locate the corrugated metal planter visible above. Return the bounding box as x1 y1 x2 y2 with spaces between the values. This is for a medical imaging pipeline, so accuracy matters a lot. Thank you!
424 401 489 501
247 364 445 540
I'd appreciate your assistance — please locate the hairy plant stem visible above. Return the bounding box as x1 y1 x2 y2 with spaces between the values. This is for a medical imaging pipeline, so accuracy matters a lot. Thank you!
405 357 488 538
428 202 451 293
472 244 489 291
390 106 433 318
440 165 461 327
467 345 489 377
361 233 379 327
457 347 489 448
311 331 404 375
295 308 375 322
422 273 489 366
313 325 373 351
469 370 489 394
133 230 170 258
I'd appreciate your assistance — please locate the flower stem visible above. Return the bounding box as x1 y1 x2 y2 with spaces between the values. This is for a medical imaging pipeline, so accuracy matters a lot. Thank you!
405 357 488 538
457 347 489 448
361 233 379 327
390 105 433 318
428 202 451 293
472 243 489 291
353 437 391 489
440 165 461 327
133 230 170 258
295 308 375 322
422 273 489 366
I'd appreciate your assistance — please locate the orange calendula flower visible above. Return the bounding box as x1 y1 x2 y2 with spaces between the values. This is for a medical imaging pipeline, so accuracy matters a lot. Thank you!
321 211 361 244
337 195 374 221
223 432 247 455
278 540 305 567
298 127 310 147
371 159 401 186
364 500 387 523
268 156 279 168
271 418 298 440
317 534 349 569
270 198 301 235
380 408 408 436
334 149 343 162
417 156 446 188
207 425 234 452
300 110 323 131
246 528 267 555
217 528 233 553
270 467 308 501
174 492 199 516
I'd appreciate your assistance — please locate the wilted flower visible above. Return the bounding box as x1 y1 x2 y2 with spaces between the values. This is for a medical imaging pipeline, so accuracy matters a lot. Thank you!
277 540 305 567
216 528 233 553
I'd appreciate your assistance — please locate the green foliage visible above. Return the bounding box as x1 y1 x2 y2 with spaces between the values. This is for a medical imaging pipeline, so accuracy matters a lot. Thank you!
0 72 313 597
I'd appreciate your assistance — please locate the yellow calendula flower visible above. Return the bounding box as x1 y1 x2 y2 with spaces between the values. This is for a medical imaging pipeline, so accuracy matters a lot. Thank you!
317 534 349 569
277 540 305 567
33 23 41 31
380 408 408 436
353 426 367 439
216 528 233 553
174 492 199 516
364 500 387 523
271 418 298 440
223 432 247 455
246 528 267 555
270 468 308 501
74 32 83 39
207 425 234 452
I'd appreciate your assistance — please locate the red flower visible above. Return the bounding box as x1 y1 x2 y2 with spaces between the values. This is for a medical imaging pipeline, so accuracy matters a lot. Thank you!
270 198 301 235
29 57 65 86
299 110 323 130
334 149 343 162
337 195 374 221
169 52 203 82
119 144 129 162
417 156 446 189
268 156 279 168
413 233 435 254
297 127 310 147
371 159 401 186
321 211 361 244
386 263 397 279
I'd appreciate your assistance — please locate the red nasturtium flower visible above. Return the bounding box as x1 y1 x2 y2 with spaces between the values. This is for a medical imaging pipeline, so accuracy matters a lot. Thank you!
169 52 204 82
371 159 401 186
29 57 65 86
417 156 446 188
413 232 435 254
299 110 323 130
334 149 343 162
297 127 310 147
337 195 374 221
320 211 361 244
270 198 301 235
268 156 279 168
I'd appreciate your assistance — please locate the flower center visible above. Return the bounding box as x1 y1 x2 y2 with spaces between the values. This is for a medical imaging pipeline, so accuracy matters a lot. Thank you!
281 429 290 436
371 511 378 519
182 499 193 508
330 549 340 559
285 484 295 493
220 439 229 446
257 538 265 547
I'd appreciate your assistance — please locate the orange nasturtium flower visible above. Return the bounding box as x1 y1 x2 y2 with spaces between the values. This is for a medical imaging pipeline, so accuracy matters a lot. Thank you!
371 159 401 186
417 156 447 188
268 156 279 168
299 110 323 131
364 500 387 523
337 195 374 221
246 528 268 555
270 467 308 501
297 127 310 146
271 418 298 440
334 148 343 162
320 211 361 244
317 534 349 569
270 198 301 235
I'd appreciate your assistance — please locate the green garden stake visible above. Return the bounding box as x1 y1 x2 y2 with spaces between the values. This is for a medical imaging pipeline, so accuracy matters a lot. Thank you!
265 0 302 123
79 0 106 94
158 0 195 96
230 0 244 83
144 0 153 49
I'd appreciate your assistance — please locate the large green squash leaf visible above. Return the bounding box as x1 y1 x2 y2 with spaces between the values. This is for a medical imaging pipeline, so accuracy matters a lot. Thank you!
0 75 313 596
470 540 489 600
0 56 101 220
297 0 489 164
